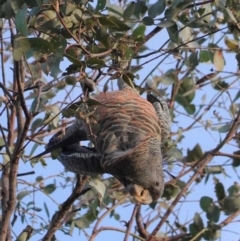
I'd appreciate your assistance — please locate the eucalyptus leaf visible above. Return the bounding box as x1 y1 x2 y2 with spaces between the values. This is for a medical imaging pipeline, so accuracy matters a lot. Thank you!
88 179 106 200
95 0 106 12
200 196 213 212
17 191 31 200
148 1 166 18
15 4 28 36
123 2 135 21
43 184 56 194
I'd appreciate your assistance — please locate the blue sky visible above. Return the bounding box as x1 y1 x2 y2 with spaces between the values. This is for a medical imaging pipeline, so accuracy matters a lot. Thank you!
1 1 240 240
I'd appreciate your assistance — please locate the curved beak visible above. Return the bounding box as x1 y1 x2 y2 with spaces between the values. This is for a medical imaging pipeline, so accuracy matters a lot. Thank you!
126 184 153 205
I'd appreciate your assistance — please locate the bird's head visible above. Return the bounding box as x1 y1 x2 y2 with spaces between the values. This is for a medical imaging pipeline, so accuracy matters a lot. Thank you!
107 137 164 205
125 177 163 205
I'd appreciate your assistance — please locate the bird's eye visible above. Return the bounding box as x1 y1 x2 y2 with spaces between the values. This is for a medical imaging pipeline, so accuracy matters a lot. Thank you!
156 181 159 186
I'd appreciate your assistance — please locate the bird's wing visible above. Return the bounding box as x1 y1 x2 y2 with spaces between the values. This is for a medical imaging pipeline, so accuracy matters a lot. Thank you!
147 94 171 144
57 144 103 175
31 119 88 159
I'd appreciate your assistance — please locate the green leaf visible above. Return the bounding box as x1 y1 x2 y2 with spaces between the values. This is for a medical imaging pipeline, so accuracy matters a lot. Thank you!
206 204 220 222
13 36 31 61
161 72 176 85
194 212 204 231
29 97 47 113
88 179 106 201
15 4 28 36
188 52 199 71
215 182 225 201
204 230 221 241
227 183 240 197
31 118 44 134
28 38 54 54
95 0 106 12
45 105 60 128
29 143 39 157
124 47 134 60
205 166 224 175
200 196 213 212
15 224 34 241
86 58 105 69
44 184 56 194
166 23 178 44
98 16 130 31
223 197 240 214
232 150 240 167
236 53 240 70
122 72 135 88
185 144 203 163
162 183 179 200
199 50 211 63
212 79 229 91
74 208 99 229
36 176 43 182
148 1 166 18
86 98 104 107
132 25 146 41
189 223 202 241
61 108 76 118
175 77 196 114
217 123 232 133
175 179 186 189
130 1 146 19
233 90 240 102
107 6 123 18
142 16 154 25
0 136 5 150
214 50 225 71
149 201 157 209
17 191 30 200
114 213 120 221
63 54 85 68
123 2 135 21
44 202 50 219
14 36 55 61
32 207 42 212
29 6 40 16
184 104 196 115
158 20 175 28
165 147 183 161
50 36 67 53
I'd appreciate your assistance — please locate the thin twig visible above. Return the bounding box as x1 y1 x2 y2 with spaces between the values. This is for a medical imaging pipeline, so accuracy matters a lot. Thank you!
89 195 128 241
17 171 35 177
0 124 11 160
219 210 240 228
136 204 148 238
123 204 139 241
0 82 14 102
42 175 90 241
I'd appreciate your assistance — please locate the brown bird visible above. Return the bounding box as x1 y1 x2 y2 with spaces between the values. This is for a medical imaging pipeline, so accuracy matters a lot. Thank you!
33 80 171 204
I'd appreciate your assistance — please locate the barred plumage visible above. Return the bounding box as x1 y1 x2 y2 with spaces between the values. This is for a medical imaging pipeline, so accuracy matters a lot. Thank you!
33 81 171 204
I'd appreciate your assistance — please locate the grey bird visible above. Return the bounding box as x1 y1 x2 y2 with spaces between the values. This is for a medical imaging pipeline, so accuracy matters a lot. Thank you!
33 80 171 204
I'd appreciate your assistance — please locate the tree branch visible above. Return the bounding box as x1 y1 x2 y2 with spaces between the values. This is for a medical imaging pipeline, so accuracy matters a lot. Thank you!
147 109 240 241
123 204 139 241
42 175 90 241
89 195 127 241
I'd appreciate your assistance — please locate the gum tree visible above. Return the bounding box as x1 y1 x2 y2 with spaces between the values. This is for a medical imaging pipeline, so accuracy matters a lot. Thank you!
0 0 240 241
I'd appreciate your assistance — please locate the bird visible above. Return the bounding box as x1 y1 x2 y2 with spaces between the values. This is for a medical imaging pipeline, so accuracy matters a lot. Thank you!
33 80 171 204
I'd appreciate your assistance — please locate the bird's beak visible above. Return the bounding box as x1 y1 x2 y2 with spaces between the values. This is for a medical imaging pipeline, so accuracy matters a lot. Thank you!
126 184 153 205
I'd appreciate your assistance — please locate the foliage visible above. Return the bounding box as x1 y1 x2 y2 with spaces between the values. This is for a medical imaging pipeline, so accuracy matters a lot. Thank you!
0 0 240 241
